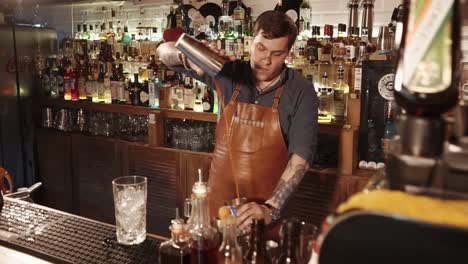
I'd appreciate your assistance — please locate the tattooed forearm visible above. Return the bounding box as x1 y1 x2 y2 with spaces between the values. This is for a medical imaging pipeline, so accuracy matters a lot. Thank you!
267 157 308 210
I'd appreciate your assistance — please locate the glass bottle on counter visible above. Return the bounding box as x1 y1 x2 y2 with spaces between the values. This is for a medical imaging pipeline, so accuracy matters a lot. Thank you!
187 169 221 264
130 73 142 106
217 215 242 264
159 210 191 264
277 219 302 264
244 218 267 264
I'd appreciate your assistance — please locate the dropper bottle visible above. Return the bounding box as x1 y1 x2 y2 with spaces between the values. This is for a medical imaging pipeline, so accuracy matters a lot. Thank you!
159 208 190 264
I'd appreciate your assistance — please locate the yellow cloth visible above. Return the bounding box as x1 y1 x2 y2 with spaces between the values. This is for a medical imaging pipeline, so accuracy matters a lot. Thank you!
336 190 468 229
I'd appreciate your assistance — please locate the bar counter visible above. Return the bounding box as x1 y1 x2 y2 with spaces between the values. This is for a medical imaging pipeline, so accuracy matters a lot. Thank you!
0 197 165 263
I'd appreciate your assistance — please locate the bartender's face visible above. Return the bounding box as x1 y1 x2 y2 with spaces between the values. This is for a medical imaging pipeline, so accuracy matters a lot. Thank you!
250 30 289 83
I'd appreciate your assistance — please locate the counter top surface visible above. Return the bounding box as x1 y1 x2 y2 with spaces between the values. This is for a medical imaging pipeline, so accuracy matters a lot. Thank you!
0 197 165 264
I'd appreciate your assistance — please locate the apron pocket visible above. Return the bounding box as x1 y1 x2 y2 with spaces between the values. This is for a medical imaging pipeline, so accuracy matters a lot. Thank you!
229 117 264 153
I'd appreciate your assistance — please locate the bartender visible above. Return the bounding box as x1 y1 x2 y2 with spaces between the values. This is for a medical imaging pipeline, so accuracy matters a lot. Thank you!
157 10 318 232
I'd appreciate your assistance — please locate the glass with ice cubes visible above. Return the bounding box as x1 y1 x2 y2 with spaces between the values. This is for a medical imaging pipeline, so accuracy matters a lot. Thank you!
112 176 147 245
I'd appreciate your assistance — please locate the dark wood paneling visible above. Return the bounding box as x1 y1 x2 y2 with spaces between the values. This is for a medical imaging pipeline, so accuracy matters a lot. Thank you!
128 146 180 237
286 169 369 228
72 135 121 224
36 128 73 213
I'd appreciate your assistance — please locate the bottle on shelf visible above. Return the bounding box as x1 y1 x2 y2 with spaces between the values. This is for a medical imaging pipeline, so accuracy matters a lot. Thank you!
149 70 161 109
71 65 79 101
243 218 267 263
129 73 142 106
183 76 194 111
77 60 87 100
193 82 203 112
85 63 96 101
318 72 333 123
117 63 127 104
140 80 150 107
233 0 245 28
159 209 191 264
234 25 244 60
102 62 112 104
217 215 242 264
95 63 105 103
306 26 322 64
332 64 349 122
318 25 333 64
49 59 59 98
110 63 120 104
202 84 214 113
331 23 348 62
75 24 82 40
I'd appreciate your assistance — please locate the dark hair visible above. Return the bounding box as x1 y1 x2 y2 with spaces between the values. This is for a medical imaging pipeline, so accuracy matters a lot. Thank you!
254 10 298 50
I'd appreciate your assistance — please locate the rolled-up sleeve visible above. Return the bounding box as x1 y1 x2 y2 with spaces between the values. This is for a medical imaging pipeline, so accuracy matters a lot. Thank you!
287 84 318 166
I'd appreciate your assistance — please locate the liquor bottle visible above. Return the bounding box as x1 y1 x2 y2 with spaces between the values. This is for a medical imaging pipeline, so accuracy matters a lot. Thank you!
129 73 142 106
202 84 214 113
233 0 245 28
318 72 333 122
381 101 397 152
167 6 177 29
217 20 226 51
183 76 194 111
70 65 79 101
121 26 132 45
99 23 108 41
49 59 59 98
63 67 72 100
318 25 333 63
224 24 235 57
243 9 253 61
75 24 82 39
332 23 348 62
175 4 184 30
332 65 349 122
110 63 120 104
193 82 203 112
277 219 301 264
140 80 150 107
96 63 105 103
102 63 112 104
148 71 161 109
217 216 242 264
81 24 90 40
117 64 127 104
86 63 96 101
107 21 116 45
41 59 51 96
159 211 191 264
243 218 267 264
394 0 460 116
306 26 322 64
234 25 244 60
187 170 220 264
57 58 65 98
77 60 87 100
345 27 359 63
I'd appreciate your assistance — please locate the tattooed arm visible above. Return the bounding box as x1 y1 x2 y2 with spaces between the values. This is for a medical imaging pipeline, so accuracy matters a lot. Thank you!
266 153 309 210
236 154 309 230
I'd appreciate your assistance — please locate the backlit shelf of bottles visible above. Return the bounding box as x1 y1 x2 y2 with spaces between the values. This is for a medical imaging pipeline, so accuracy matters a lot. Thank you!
40 97 218 122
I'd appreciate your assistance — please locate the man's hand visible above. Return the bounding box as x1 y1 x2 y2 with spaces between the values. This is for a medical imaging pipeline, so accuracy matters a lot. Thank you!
236 202 272 233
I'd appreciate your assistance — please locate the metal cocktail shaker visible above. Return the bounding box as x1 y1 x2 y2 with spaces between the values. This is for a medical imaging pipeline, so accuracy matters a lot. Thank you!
175 33 228 77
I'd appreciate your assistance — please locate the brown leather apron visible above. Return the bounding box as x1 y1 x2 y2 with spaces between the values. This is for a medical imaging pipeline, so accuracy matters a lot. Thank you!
208 80 289 217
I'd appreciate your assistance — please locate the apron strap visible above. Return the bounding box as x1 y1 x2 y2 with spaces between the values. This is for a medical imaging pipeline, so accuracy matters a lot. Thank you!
272 85 285 110
231 82 242 102
213 78 226 111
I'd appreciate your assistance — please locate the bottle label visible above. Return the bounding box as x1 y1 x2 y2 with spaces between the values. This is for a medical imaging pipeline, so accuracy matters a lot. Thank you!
203 101 211 111
225 39 234 56
140 91 149 103
110 81 119 100
354 67 362 91
148 82 155 105
244 36 253 53
345 45 356 61
117 81 126 101
96 83 105 97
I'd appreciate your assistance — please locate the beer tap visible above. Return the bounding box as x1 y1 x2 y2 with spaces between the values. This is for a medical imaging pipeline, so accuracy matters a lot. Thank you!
347 0 360 36
360 0 375 40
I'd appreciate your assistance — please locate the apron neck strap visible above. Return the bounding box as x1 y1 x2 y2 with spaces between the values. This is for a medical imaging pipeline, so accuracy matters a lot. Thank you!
272 85 285 109
231 82 242 102
213 78 226 111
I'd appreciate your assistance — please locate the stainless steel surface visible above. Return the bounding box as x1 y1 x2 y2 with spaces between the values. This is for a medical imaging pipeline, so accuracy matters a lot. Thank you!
0 246 52 264
175 33 228 77
0 25 57 188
